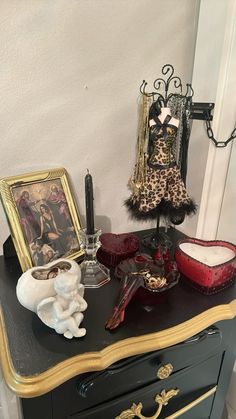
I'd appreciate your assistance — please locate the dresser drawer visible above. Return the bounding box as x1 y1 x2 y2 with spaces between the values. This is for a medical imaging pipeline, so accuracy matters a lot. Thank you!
52 327 221 419
70 352 221 419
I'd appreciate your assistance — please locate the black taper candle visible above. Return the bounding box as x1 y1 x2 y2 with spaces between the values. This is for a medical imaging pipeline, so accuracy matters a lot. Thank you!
85 169 95 235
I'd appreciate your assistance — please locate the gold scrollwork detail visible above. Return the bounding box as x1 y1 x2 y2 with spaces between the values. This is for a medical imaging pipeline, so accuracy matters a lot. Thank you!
116 388 179 419
157 363 173 380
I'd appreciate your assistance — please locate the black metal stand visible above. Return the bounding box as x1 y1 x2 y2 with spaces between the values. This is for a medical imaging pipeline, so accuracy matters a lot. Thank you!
142 214 172 250
140 64 192 250
132 64 215 250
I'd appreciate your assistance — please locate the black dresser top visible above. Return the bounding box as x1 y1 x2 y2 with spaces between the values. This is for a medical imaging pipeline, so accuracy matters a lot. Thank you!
0 228 236 397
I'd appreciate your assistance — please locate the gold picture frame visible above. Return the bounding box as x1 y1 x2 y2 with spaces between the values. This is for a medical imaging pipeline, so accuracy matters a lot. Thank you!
0 168 84 271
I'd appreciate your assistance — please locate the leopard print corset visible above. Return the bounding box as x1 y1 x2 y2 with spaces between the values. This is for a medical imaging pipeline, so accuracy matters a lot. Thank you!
148 114 177 169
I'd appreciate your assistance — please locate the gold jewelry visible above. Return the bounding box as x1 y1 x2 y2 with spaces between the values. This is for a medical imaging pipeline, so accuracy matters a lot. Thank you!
129 95 151 199
145 275 167 290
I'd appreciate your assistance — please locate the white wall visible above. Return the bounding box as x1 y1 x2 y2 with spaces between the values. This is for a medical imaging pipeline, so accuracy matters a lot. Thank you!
0 0 200 251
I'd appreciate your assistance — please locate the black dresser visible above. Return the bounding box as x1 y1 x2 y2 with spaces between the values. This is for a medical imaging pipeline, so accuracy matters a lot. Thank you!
0 229 235 419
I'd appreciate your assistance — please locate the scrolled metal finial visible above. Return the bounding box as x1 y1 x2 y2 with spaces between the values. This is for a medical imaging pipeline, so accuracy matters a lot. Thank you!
153 77 166 92
185 83 194 98
139 64 191 107
162 63 174 79
140 80 155 98
153 64 183 106
140 80 147 95
139 79 165 106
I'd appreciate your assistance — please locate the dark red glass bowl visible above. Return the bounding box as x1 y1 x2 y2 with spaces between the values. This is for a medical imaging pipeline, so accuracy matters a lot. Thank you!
105 254 179 330
131 286 170 305
97 233 140 267
175 238 236 294
115 254 179 306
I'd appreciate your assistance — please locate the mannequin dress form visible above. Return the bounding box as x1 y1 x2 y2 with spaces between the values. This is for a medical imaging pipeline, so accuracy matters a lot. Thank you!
125 102 196 239
149 107 179 128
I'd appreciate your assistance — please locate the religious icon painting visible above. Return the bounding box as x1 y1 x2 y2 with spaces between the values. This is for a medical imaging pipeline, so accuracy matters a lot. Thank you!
0 168 84 271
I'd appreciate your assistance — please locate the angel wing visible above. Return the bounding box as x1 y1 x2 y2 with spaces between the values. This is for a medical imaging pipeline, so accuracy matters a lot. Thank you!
37 296 57 329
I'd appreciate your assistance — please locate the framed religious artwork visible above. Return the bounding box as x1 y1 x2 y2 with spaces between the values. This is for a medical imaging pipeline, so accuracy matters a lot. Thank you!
0 168 84 271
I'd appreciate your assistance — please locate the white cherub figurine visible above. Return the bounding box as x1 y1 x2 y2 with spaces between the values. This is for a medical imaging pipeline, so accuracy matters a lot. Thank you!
37 271 88 339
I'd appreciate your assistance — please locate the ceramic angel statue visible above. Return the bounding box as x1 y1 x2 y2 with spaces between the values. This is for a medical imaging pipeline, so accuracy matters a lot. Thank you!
37 271 87 339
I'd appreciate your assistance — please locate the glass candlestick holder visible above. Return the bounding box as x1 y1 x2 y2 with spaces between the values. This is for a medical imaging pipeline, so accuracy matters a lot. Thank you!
79 228 110 288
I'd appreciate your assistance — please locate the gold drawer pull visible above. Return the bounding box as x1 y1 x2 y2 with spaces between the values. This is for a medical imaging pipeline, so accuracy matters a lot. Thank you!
116 388 179 419
157 363 173 380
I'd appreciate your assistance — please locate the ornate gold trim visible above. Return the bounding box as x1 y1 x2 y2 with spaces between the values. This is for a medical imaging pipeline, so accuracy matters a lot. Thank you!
165 386 217 418
0 301 236 398
0 167 84 271
116 388 179 419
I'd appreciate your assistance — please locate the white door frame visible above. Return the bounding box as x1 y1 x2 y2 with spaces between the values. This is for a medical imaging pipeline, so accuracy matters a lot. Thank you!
195 0 236 240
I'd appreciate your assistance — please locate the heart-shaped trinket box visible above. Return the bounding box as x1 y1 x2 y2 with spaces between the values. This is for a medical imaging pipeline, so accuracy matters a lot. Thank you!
97 233 140 267
175 238 236 294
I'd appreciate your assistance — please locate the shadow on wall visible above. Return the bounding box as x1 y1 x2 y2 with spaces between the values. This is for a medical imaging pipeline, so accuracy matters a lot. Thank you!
80 215 112 234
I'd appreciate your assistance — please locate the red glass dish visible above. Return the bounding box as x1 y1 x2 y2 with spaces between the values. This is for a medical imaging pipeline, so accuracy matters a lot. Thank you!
131 286 168 306
115 254 179 298
175 238 236 294
97 233 140 267
105 254 179 330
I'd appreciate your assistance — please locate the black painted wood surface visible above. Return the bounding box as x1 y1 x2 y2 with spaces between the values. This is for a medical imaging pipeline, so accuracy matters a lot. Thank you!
70 353 221 419
51 326 222 419
0 227 236 378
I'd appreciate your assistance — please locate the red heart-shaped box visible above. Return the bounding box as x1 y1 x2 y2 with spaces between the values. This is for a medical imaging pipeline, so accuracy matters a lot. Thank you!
175 238 236 294
97 233 140 268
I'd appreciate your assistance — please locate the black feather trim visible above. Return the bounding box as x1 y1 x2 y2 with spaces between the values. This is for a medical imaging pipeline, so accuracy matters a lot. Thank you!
124 197 197 222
